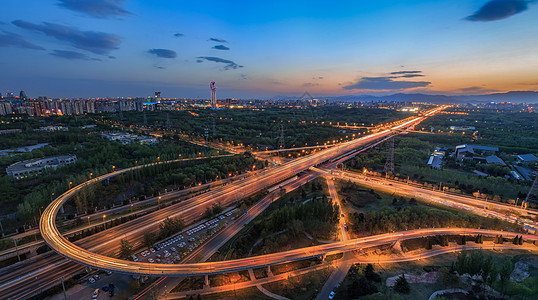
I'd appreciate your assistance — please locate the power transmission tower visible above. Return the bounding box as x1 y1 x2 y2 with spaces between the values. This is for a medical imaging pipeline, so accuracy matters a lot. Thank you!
525 172 538 204
278 123 285 149
383 137 395 175
143 110 147 125
166 113 171 129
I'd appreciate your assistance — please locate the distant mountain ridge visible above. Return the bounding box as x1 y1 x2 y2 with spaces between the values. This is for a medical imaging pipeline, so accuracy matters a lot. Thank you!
276 91 538 104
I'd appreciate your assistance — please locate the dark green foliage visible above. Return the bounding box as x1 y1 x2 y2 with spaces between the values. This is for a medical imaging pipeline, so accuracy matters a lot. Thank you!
348 275 378 297
394 274 410 294
365 263 381 282
142 231 157 249
351 205 506 234
158 217 185 240
118 239 134 259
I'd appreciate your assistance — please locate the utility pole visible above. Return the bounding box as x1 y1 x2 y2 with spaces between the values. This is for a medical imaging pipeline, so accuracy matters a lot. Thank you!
383 137 395 176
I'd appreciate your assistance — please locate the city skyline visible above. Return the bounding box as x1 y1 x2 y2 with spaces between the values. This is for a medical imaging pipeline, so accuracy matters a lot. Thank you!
1 0 538 98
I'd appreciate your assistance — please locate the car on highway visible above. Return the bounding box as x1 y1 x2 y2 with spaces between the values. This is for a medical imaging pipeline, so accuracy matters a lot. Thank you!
92 288 99 299
329 291 335 299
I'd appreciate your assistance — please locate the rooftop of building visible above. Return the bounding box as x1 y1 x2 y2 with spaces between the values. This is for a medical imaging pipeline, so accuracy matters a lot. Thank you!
6 154 77 172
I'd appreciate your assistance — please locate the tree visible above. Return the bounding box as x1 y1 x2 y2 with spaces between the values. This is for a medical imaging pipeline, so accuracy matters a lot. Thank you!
499 258 514 293
365 263 381 282
143 231 157 249
118 239 134 259
394 274 410 294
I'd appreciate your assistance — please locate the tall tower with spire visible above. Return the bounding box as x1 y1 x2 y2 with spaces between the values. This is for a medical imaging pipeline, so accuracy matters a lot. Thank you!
210 80 217 109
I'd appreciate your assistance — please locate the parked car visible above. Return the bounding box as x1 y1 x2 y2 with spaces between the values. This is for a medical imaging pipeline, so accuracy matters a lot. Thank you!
88 277 95 284
92 288 99 299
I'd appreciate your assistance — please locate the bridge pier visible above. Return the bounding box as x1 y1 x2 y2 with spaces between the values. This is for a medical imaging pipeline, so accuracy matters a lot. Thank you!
204 274 210 288
267 265 273 277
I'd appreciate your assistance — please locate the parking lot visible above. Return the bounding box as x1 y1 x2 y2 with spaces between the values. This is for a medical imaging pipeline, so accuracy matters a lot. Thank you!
134 209 237 264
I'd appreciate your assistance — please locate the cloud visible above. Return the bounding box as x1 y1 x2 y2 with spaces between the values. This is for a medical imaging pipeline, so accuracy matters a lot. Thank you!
312 76 324 80
209 38 228 43
240 74 248 80
0 31 44 50
342 76 431 90
12 20 121 55
154 65 166 69
302 82 320 87
271 81 283 85
148 48 177 58
466 0 529 21
398 74 424 78
212 45 230 50
390 70 422 75
50 49 96 60
196 56 243 70
173 33 184 38
57 0 132 18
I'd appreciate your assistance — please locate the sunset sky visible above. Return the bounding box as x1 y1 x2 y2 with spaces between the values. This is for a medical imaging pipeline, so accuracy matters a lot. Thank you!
1 0 538 98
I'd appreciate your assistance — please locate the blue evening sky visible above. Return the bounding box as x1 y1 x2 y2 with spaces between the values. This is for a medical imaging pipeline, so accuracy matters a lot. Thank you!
1 0 537 98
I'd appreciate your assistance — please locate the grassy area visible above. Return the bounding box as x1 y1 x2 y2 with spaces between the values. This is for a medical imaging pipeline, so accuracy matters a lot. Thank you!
335 249 538 299
209 177 332 262
334 179 522 236
262 267 334 300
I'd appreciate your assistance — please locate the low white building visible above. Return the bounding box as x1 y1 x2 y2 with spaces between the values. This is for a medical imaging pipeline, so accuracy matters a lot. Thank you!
6 154 77 179
101 132 158 145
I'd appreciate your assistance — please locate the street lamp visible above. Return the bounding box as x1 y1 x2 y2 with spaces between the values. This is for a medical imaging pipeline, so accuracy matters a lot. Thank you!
102 215 106 229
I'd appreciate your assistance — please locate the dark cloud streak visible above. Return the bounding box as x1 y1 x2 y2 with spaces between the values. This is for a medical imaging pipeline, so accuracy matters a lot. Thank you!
196 56 242 70
343 76 431 90
0 31 44 50
390 70 422 75
209 38 228 43
50 49 95 60
57 0 132 18
148 48 177 58
466 0 529 21
12 20 121 55
212 45 230 50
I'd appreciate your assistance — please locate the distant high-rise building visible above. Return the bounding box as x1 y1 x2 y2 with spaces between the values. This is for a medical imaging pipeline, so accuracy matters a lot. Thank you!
19 90 27 100
210 80 217 109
